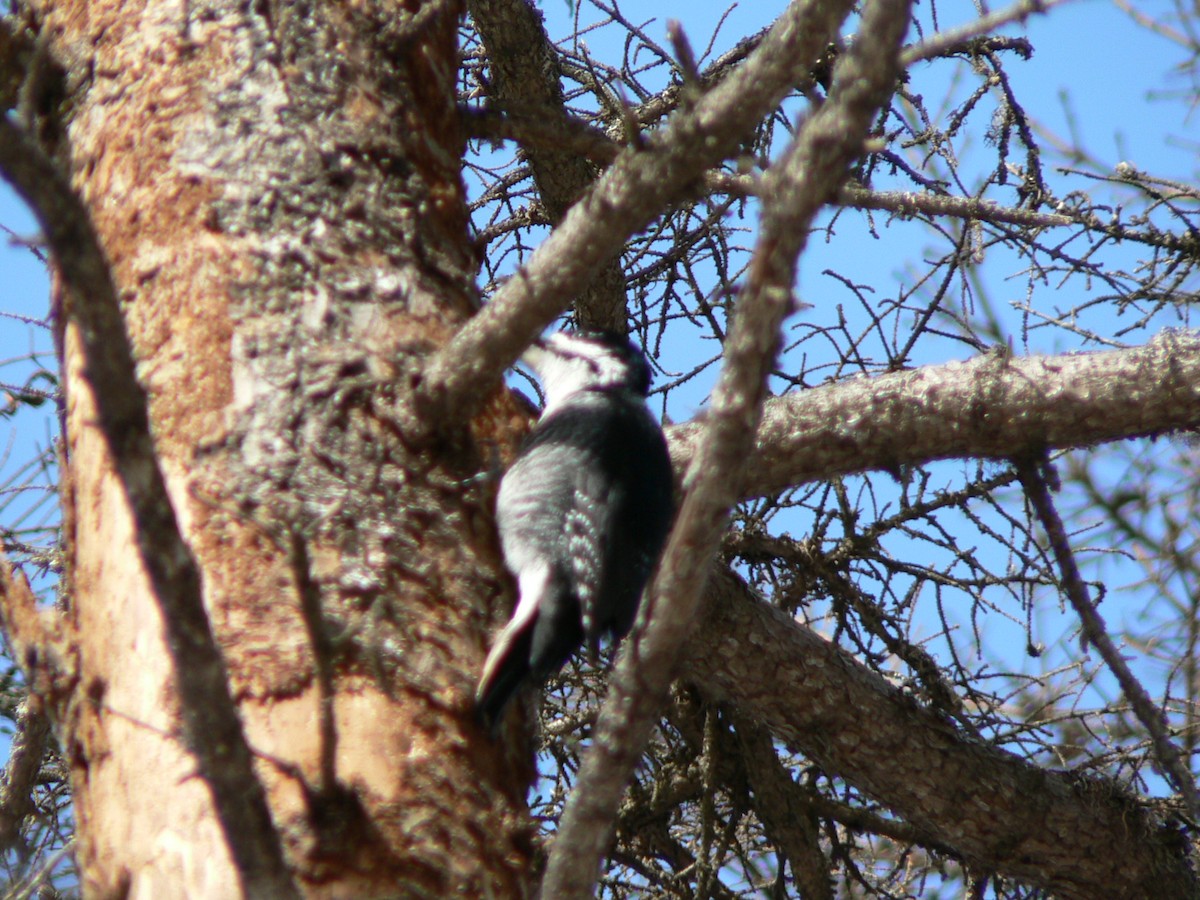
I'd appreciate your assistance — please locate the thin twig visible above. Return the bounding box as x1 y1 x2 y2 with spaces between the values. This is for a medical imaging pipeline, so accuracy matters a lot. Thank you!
1015 456 1200 819
3 838 74 900
899 0 1070 67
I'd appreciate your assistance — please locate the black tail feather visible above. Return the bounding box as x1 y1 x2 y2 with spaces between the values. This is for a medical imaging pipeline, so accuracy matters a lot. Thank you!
475 583 585 734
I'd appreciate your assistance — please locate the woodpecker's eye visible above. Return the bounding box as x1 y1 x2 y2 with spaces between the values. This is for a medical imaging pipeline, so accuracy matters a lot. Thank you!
559 345 607 377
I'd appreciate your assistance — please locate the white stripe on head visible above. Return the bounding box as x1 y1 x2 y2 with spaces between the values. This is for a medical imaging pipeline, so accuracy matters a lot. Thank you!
524 333 640 415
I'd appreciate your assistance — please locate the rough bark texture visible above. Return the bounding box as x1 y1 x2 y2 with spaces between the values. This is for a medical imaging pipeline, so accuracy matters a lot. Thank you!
467 0 628 332
34 0 532 894
687 570 1198 899
668 332 1200 500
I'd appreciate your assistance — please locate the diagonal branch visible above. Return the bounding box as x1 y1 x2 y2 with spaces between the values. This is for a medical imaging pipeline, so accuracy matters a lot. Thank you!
466 109 1200 259
898 0 1068 67
540 0 913 894
467 0 628 331
686 568 1198 898
732 714 834 900
666 331 1200 499
1016 457 1199 817
0 696 51 854
418 0 859 425
0 119 297 898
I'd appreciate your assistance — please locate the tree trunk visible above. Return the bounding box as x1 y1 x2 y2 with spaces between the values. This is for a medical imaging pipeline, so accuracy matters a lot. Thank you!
38 0 529 894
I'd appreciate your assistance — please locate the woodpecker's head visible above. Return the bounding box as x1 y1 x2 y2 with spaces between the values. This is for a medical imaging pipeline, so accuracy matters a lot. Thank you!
522 330 652 412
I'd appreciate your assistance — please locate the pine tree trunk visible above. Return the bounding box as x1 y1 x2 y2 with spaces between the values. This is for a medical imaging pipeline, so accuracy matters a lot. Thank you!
39 0 530 893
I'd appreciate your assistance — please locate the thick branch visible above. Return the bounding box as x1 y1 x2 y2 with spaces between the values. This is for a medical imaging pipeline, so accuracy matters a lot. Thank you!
0 555 56 671
463 106 618 171
686 569 1197 898
419 0 858 423
467 0 627 331
0 119 297 897
541 1 912 894
0 698 50 854
0 559 61 853
733 716 833 900
667 332 1200 498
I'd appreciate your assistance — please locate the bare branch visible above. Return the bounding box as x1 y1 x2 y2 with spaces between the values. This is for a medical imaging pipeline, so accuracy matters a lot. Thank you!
0 118 297 898
687 569 1198 898
733 715 834 900
462 106 618 169
1016 457 1199 817
467 120 1200 260
899 0 1071 67
467 0 628 331
0 696 50 854
667 331 1200 499
0 553 56 673
841 185 1074 229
